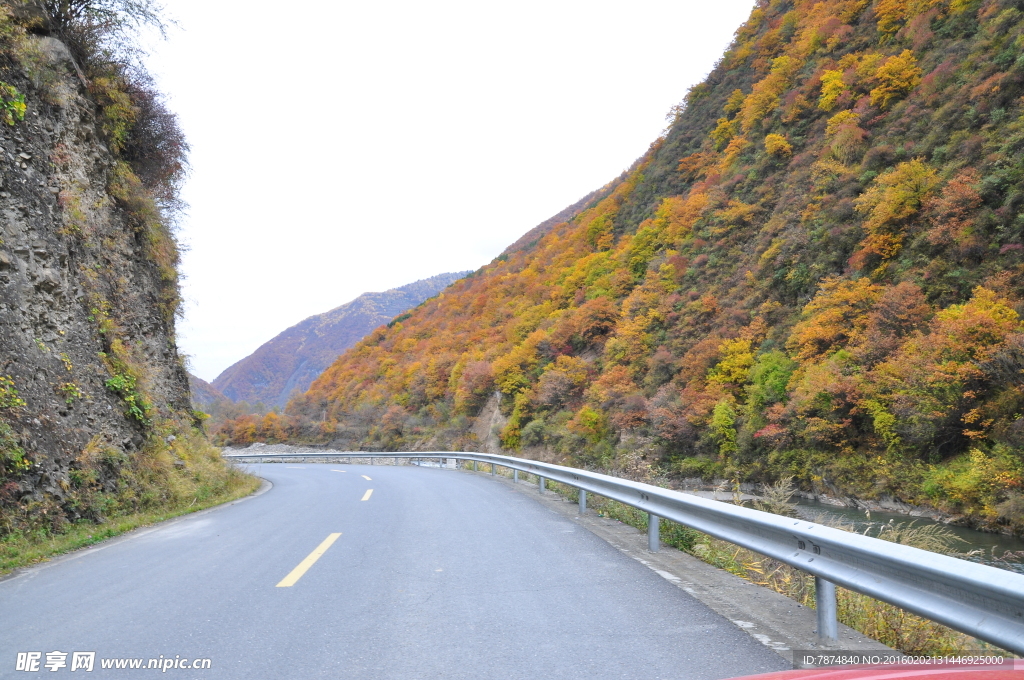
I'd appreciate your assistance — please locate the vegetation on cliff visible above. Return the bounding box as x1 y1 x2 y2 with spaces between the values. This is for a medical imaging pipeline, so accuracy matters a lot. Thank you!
220 0 1024 533
0 0 254 565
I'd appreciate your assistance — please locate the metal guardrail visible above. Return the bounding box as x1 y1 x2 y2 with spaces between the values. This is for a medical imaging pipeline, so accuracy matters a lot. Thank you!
225 450 1024 654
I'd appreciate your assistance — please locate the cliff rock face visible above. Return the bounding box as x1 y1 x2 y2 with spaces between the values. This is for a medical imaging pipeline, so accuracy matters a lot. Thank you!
0 29 191 515
211 271 470 407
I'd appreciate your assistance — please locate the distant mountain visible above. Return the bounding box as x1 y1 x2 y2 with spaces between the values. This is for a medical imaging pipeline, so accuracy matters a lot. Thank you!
188 373 229 411
211 272 470 406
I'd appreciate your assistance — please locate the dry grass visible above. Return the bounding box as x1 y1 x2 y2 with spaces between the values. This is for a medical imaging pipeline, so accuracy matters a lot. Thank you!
0 429 259 575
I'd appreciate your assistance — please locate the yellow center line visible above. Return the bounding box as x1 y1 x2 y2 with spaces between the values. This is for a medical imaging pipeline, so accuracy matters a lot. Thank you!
361 489 373 501
361 475 372 481
275 533 341 588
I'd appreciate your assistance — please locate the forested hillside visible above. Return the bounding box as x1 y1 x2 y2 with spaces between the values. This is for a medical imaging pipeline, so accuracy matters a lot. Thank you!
210 272 469 408
222 0 1024 531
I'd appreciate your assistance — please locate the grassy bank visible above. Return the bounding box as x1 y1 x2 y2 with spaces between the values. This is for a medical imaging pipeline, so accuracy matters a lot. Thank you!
0 432 259 576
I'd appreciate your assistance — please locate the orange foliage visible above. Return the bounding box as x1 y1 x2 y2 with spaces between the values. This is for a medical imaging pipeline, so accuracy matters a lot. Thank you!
788 277 884 362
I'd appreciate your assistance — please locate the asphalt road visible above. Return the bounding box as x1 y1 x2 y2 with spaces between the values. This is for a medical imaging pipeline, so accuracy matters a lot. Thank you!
0 464 790 679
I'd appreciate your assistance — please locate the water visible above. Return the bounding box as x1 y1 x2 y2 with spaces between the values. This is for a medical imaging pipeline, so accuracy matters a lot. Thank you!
793 497 1024 574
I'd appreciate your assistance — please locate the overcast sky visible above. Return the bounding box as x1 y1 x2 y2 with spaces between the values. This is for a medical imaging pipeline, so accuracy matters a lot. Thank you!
144 0 757 382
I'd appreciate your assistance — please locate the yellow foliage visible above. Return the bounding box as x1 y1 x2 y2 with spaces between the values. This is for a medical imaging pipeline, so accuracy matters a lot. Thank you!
724 89 746 114
567 406 610 443
870 50 922 108
874 0 942 36
576 174 642 251
546 355 591 384
708 338 755 385
855 52 886 80
826 110 860 136
818 69 846 110
90 77 136 153
924 446 1023 518
717 200 759 226
492 331 543 394
790 0 870 57
854 159 938 260
935 287 1021 340
739 56 800 131
710 117 738 151
825 111 866 164
764 133 793 157
604 311 657 368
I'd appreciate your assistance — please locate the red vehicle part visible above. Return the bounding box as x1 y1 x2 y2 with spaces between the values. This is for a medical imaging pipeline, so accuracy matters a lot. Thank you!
735 660 1024 680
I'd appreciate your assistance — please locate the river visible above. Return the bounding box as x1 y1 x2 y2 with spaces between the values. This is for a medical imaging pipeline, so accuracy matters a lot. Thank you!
792 497 1024 574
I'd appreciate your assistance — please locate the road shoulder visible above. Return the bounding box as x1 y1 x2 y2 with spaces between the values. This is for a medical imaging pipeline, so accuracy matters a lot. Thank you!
487 471 894 663
0 477 272 584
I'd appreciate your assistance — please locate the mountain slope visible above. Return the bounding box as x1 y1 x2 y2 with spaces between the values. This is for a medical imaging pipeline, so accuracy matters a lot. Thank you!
211 272 470 407
501 184 618 257
225 0 1024 531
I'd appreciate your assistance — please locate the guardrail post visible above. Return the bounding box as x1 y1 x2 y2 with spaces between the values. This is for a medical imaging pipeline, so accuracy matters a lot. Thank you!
539 476 545 493
648 514 660 552
491 463 496 475
815 576 838 643
579 489 587 514
473 461 478 472
513 469 518 483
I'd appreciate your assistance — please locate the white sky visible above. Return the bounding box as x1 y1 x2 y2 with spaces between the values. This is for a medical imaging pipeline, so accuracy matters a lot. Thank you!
144 0 757 382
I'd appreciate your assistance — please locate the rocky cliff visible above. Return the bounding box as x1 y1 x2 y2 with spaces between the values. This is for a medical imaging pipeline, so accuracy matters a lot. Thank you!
0 4 236 534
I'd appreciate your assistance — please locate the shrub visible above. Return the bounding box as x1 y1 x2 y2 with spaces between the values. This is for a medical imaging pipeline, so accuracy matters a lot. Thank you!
710 399 739 458
520 418 546 447
0 422 27 477
0 82 25 125
870 50 923 109
854 159 939 261
42 0 168 64
764 133 792 157
121 71 189 214
711 117 738 150
818 69 845 110
39 1 189 221
0 376 26 410
676 456 723 480
104 373 151 424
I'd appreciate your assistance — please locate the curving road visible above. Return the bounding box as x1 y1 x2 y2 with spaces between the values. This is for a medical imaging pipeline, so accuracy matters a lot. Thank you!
0 464 790 679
